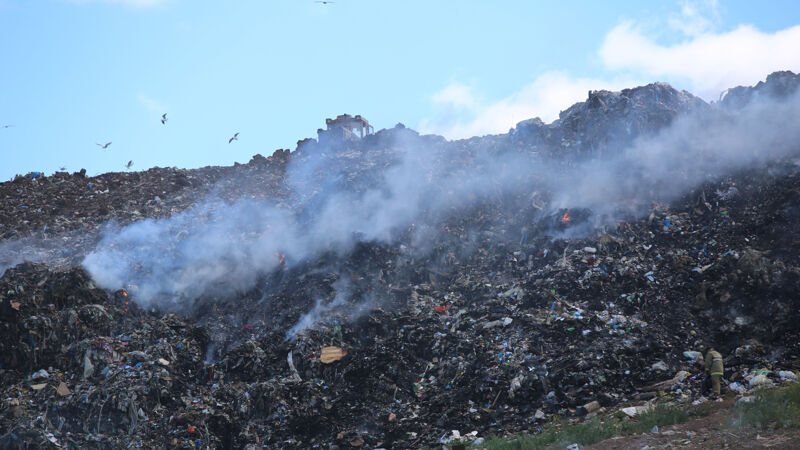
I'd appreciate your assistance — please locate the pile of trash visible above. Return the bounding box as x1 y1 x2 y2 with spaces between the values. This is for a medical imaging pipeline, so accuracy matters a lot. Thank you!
2 72 800 448
509 81 707 157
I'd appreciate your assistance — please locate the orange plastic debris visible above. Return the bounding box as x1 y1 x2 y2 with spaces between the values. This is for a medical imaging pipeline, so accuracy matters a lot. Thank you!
434 305 450 314
320 346 347 364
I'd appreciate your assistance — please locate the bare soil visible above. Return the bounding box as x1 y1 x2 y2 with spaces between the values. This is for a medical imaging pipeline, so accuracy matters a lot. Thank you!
590 397 800 449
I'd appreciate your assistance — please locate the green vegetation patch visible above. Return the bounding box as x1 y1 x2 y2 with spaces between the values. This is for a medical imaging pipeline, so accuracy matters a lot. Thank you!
476 418 615 450
730 382 800 430
475 405 690 450
620 404 689 434
475 383 800 449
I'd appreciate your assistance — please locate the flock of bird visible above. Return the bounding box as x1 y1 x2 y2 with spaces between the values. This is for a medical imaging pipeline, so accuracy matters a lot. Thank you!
0 1 343 174
88 113 241 171
2 113 240 173
3 2 337 174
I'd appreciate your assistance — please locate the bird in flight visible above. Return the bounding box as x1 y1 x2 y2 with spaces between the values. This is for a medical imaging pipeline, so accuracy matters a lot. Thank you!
315 1 334 3
228 132 239 144
161 113 168 125
126 160 133 169
1 124 13 129
96 142 112 150
59 166 66 171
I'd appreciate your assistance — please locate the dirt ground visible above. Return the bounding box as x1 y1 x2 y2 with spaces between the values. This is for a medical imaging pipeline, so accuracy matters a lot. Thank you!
589 397 800 449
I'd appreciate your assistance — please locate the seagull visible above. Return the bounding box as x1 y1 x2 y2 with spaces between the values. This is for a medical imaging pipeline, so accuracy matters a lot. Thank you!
59 166 66 171
315 1 334 3
1 124 13 129
161 113 168 125
96 142 112 150
228 132 239 144
126 160 133 169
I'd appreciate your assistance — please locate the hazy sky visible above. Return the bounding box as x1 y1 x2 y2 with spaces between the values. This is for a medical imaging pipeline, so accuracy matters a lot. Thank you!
1 0 799 180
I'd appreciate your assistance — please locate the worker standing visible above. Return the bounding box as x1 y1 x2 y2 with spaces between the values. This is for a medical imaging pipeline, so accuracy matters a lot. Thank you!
704 347 725 398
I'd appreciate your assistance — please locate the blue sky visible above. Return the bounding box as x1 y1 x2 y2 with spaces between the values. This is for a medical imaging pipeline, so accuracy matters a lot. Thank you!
1 0 799 180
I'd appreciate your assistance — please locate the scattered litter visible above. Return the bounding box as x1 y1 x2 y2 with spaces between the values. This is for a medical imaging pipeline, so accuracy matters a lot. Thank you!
778 370 797 381
56 381 71 396
651 361 668 371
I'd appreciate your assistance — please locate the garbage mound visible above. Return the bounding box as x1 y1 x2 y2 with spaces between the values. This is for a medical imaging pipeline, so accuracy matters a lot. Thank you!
1 72 800 448
510 82 708 156
721 70 800 109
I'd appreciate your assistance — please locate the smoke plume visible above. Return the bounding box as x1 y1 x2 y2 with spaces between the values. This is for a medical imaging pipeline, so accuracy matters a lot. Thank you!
80 75 800 320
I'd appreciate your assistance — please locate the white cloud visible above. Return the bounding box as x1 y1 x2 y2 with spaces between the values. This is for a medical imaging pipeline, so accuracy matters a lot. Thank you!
431 82 477 110
667 0 720 36
137 93 166 114
421 1 800 140
600 22 800 100
419 72 634 139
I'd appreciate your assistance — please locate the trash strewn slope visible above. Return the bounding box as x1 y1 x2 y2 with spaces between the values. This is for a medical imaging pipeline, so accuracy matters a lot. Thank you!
1 72 799 449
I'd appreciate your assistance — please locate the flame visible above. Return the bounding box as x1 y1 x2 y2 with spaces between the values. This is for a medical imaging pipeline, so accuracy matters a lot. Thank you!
276 252 287 270
561 211 570 224
122 290 128 297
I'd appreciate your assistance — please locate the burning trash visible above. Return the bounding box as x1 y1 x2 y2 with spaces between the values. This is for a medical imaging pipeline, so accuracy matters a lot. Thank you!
276 252 287 271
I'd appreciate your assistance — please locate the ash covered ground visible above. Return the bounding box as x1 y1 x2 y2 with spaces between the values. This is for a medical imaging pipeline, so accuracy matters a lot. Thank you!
1 72 800 449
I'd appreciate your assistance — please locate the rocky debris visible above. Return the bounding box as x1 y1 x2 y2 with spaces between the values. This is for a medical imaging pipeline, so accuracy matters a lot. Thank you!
1 73 800 448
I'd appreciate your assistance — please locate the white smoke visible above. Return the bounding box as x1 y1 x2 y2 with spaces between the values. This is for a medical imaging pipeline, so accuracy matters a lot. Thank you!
83 199 302 308
80 75 800 320
284 277 353 341
550 88 800 210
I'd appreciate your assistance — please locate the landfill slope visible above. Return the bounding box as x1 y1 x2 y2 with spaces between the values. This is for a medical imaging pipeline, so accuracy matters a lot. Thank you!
1 73 800 449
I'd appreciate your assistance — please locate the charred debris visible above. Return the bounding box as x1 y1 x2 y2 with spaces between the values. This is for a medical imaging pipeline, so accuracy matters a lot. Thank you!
1 72 800 448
